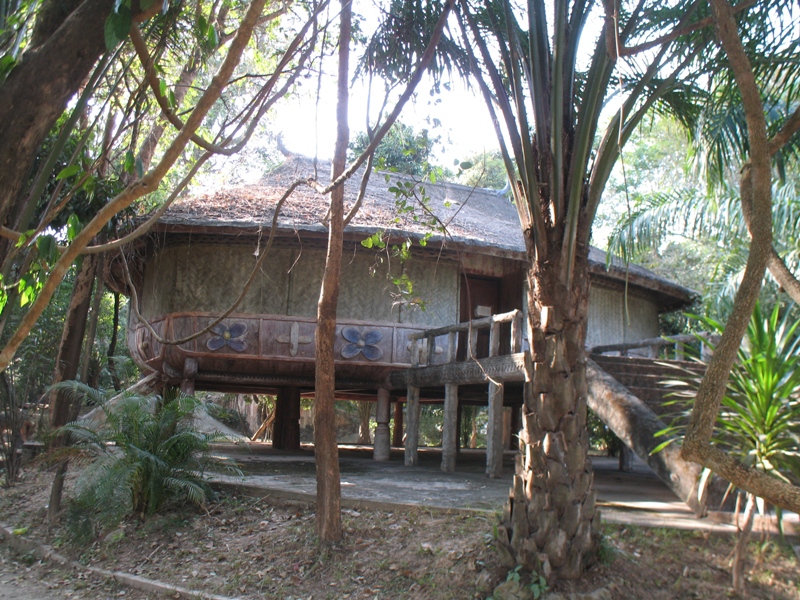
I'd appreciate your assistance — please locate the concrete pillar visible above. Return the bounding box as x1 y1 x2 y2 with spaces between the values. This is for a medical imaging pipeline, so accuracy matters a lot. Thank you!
373 388 391 461
392 400 404 447
486 381 504 478
404 386 420 466
441 383 459 472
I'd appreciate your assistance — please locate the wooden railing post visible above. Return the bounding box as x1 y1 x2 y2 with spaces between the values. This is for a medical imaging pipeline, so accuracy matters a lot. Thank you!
511 311 523 353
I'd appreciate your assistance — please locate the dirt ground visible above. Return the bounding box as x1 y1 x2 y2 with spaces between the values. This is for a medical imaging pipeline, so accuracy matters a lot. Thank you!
1 467 799 600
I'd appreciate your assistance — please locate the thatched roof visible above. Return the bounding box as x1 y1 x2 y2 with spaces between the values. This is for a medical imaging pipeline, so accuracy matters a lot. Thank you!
156 155 696 310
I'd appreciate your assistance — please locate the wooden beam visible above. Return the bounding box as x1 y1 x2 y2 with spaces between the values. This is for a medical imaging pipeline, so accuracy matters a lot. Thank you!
390 353 527 388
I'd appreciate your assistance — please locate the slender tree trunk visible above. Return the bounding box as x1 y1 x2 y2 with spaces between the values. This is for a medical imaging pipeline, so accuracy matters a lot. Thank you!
106 291 121 391
313 0 350 543
47 254 98 521
497 246 599 580
357 400 372 444
732 492 756 594
79 256 104 383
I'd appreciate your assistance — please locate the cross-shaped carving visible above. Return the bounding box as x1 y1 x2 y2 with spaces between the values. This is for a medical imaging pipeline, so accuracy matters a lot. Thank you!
276 321 313 357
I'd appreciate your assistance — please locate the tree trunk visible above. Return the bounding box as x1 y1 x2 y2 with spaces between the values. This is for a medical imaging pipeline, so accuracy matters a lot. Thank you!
79 256 104 383
357 400 372 445
106 291 121 391
0 0 112 250
732 491 756 594
313 0 350 544
47 254 98 521
496 247 599 581
585 359 704 514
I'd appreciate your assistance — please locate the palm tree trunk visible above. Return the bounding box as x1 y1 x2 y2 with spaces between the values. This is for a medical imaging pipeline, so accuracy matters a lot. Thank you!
497 247 599 580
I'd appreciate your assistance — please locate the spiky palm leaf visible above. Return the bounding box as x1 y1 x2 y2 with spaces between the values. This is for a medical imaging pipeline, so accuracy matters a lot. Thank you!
655 303 800 488
55 383 241 541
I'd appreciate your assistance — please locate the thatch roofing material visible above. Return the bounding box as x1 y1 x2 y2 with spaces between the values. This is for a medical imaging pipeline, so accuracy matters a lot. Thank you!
157 156 696 309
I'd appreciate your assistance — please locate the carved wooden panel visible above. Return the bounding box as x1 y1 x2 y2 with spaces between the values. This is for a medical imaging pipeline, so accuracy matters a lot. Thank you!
262 318 316 359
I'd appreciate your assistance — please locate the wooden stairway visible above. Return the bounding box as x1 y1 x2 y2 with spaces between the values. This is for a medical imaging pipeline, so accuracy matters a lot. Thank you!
586 353 706 514
590 354 705 421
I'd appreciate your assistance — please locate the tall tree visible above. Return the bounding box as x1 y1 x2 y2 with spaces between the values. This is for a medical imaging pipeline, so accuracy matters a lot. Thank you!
366 0 800 580
0 0 321 372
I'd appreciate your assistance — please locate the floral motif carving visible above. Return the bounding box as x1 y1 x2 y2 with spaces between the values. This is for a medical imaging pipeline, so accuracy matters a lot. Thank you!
341 327 383 361
207 322 247 352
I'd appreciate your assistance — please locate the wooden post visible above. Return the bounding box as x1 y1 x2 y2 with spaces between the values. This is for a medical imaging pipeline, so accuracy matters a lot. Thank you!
486 318 504 477
273 388 286 449
441 329 459 470
405 339 421 466
442 383 458 472
509 404 521 450
283 386 301 450
180 358 198 396
456 402 463 453
511 310 523 353
392 400 404 447
373 388 391 461
619 444 634 472
404 386 420 466
502 406 512 449
486 381 504 478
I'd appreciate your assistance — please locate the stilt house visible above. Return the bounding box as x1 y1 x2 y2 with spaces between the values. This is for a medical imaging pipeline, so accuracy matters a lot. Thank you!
107 155 696 489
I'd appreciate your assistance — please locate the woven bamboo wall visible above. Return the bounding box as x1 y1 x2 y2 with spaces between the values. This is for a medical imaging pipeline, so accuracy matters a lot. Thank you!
586 284 659 348
139 242 459 326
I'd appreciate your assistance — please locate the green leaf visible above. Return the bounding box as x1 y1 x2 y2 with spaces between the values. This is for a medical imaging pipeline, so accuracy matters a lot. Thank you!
168 90 177 109
36 235 59 265
104 6 132 51
123 150 135 174
361 237 374 249
460 161 473 170
135 157 144 179
206 24 218 49
0 53 17 81
55 164 81 180
67 214 82 242
158 78 168 97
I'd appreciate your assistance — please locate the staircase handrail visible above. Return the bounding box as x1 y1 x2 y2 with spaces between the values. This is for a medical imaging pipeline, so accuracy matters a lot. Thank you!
589 332 720 361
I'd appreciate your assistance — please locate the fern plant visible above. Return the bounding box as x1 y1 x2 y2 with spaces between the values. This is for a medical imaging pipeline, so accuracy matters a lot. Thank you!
52 382 241 541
